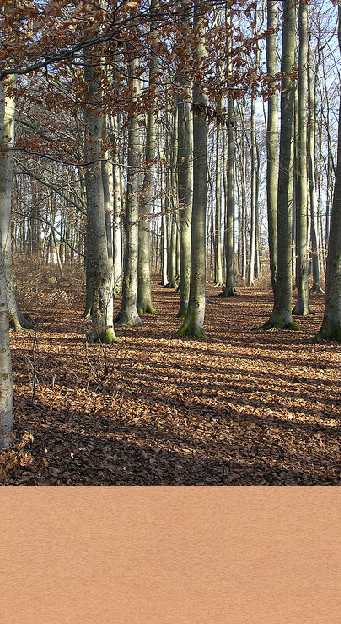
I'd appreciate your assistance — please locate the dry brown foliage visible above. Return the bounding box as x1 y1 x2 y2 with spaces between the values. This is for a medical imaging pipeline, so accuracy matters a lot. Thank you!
1 261 340 485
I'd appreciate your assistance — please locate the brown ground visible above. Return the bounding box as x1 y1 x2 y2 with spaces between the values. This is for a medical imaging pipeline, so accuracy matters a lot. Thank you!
1 263 340 485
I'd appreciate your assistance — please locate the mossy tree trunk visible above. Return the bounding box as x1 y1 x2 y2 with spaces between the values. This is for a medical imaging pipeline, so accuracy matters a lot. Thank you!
0 246 12 450
177 73 193 316
179 0 208 338
318 4 341 341
308 44 323 294
116 57 143 326
295 0 310 315
248 90 257 287
111 114 122 296
222 2 236 298
0 76 31 331
266 0 279 295
83 54 116 344
137 0 158 315
265 0 297 330
214 103 224 287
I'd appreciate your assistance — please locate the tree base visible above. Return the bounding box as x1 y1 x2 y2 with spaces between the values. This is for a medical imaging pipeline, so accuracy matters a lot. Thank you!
293 304 311 316
86 327 119 344
176 305 188 319
177 319 207 339
262 314 299 331
219 287 237 298
115 311 142 327
138 305 156 316
316 320 341 342
9 311 35 332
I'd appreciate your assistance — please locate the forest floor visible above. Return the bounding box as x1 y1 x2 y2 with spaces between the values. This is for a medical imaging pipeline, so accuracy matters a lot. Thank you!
1 261 340 485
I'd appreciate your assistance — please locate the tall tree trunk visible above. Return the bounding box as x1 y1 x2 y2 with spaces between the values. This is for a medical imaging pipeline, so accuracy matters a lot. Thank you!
266 0 279 294
0 247 12 450
137 0 158 315
0 76 31 330
83 54 116 343
308 44 323 294
265 0 297 329
318 5 341 340
248 92 257 286
112 116 122 295
295 0 310 315
222 2 236 297
214 106 223 286
177 81 193 316
179 0 207 337
160 160 168 285
116 57 142 326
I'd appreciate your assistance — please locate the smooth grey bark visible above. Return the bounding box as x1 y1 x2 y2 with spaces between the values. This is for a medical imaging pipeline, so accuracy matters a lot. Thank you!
265 0 297 329
160 159 168 285
137 0 158 315
222 3 236 298
0 76 31 331
248 92 257 286
116 57 142 326
254 142 261 280
101 144 114 263
166 111 178 289
179 0 208 338
237 114 247 281
318 5 341 341
308 44 323 294
266 0 279 293
83 55 116 343
214 106 223 286
177 81 193 316
112 116 122 295
295 0 310 315
0 247 12 450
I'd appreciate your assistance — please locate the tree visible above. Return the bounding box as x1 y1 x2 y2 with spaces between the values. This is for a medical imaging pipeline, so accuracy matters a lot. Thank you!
179 0 208 338
116 56 143 327
266 0 279 294
318 2 341 341
177 78 193 315
83 52 116 343
137 0 159 316
295 0 310 315
264 0 297 330
221 1 236 298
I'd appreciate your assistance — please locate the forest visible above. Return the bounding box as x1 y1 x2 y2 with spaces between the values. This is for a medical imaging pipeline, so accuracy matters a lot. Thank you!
0 0 340 485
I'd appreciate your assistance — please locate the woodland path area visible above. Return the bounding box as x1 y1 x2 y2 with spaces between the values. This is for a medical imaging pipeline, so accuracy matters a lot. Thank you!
1 265 340 486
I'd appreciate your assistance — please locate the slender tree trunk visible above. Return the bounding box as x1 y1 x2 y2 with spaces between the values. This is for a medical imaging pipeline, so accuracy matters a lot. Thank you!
214 107 223 286
266 0 279 294
248 93 257 286
160 160 168 285
222 2 236 297
0 76 31 330
295 0 310 315
0 247 12 450
265 0 297 329
83 54 116 343
116 57 143 326
137 0 158 315
177 80 193 316
112 116 122 295
179 0 208 337
318 5 341 340
308 44 323 294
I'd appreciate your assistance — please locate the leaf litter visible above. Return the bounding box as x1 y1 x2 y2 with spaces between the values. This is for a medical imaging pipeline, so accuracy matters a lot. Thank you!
1 264 340 485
